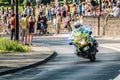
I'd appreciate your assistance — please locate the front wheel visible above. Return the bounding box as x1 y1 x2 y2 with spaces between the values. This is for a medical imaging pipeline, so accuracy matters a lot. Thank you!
74 50 81 57
90 54 96 62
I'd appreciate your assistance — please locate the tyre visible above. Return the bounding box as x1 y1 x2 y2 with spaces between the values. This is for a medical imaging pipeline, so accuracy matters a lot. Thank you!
74 50 81 57
90 54 96 62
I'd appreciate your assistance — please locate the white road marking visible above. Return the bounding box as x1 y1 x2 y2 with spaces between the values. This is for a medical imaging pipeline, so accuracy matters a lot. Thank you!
99 44 120 52
114 74 120 80
100 44 120 80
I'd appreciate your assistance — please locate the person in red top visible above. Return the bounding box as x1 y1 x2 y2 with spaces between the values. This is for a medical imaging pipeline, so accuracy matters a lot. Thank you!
28 16 35 46
65 3 70 15
9 13 15 40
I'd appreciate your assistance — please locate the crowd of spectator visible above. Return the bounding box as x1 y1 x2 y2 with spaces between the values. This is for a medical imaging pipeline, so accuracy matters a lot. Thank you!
0 0 120 45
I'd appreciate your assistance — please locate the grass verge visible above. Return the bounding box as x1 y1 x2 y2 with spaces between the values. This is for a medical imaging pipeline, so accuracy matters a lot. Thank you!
0 38 30 53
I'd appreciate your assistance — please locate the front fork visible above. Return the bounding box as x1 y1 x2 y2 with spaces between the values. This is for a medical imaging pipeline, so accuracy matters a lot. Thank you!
74 47 87 57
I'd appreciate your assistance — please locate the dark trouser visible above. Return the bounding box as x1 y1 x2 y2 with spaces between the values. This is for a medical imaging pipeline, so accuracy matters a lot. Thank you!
67 21 72 32
10 28 15 40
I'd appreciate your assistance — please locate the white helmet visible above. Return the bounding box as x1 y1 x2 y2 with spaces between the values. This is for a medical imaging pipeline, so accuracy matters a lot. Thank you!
74 21 82 28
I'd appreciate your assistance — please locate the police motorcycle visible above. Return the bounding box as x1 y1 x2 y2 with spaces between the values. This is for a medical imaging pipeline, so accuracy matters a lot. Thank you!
68 21 98 61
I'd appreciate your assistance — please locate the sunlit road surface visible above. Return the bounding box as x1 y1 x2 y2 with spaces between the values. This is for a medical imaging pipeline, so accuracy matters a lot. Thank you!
0 37 120 80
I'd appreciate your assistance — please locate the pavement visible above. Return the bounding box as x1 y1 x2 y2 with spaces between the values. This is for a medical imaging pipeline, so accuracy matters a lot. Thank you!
0 34 120 76
0 46 57 76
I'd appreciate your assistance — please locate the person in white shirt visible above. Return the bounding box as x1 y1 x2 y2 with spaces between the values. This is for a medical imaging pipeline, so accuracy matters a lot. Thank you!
113 4 118 17
117 5 120 16
53 15 57 32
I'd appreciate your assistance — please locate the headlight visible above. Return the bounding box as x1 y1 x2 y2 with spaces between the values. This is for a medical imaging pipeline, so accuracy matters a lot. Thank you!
77 39 86 46
80 40 85 45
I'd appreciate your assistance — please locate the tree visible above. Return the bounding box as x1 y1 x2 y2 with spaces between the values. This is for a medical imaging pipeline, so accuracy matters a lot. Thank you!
23 0 35 5
0 0 6 2
19 0 24 3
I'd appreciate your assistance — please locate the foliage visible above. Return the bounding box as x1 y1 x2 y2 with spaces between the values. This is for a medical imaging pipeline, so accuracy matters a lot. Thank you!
0 38 30 53
0 0 74 5
0 0 25 4
0 0 6 2
0 0 9 5
23 0 36 6
41 0 51 4
19 0 24 3
23 0 51 5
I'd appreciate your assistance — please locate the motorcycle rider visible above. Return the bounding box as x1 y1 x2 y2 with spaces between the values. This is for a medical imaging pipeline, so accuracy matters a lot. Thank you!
68 20 98 52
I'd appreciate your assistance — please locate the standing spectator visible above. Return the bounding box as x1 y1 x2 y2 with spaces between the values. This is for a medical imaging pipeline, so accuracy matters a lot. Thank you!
63 15 72 32
66 13 72 32
102 0 106 10
36 15 42 35
30 6 34 16
85 3 91 16
20 14 29 45
62 17 68 30
118 4 120 16
40 16 45 34
62 4 66 17
56 5 62 17
51 4 56 19
1 6 4 15
78 1 83 16
107 6 113 16
39 4 43 16
27 6 32 17
6 15 11 34
42 15 48 34
82 2 86 15
32 6 36 16
72 4 77 21
36 6 40 17
113 4 118 16
28 16 35 46
53 15 57 32
96 8 101 16
65 3 70 15
6 8 9 17
2 12 7 24
1 12 7 34
56 14 61 34
9 13 15 40
90 0 98 16
47 5 52 21
23 5 28 15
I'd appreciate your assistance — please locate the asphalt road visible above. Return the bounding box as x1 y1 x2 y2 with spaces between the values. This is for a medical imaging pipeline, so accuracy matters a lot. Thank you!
0 37 120 80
